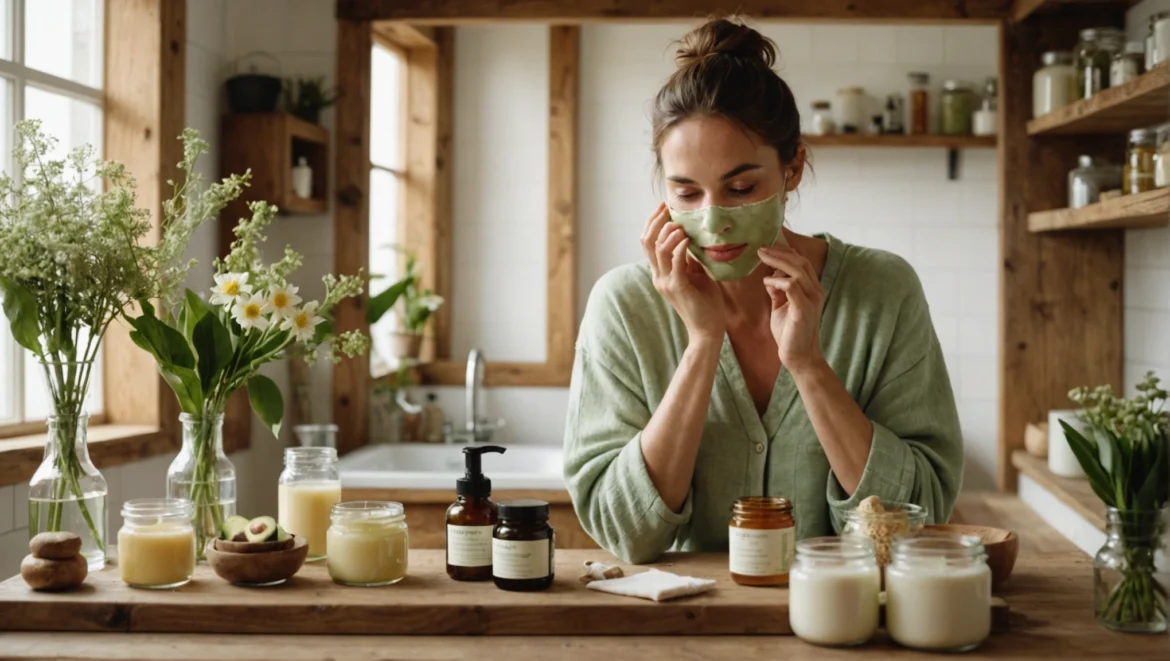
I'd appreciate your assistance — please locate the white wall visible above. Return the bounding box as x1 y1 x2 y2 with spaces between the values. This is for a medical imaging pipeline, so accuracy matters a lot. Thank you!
0 0 258 579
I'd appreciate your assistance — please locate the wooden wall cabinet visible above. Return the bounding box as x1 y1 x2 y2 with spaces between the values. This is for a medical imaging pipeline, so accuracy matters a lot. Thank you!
220 113 330 226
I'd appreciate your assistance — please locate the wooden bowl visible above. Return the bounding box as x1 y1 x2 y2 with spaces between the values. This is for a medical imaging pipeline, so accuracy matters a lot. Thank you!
214 537 295 554
925 524 1019 590
206 536 308 586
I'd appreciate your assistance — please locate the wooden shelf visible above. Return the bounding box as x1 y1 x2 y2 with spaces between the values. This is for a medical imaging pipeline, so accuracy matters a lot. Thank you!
802 134 996 149
1012 450 1106 532
220 113 331 223
1012 0 1143 22
281 196 328 214
1027 64 1170 136
1028 187 1170 232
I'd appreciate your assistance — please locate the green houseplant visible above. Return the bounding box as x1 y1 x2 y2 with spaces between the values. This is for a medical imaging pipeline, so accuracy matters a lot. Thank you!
0 122 224 569
1060 371 1169 633
128 199 369 559
284 77 339 124
367 249 443 361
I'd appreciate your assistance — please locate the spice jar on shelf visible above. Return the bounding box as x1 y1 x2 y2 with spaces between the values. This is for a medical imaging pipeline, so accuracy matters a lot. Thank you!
907 72 929 135
729 496 795 587
1033 51 1076 117
1110 42 1145 87
973 77 997 137
1152 11 1170 70
940 81 972 136
1069 156 1123 208
1155 126 1170 189
1075 27 1125 98
1124 127 1157 195
834 87 864 134
883 94 904 134
808 100 835 136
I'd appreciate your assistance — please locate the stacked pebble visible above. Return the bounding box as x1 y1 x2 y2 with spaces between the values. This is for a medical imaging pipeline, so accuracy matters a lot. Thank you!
20 532 88 591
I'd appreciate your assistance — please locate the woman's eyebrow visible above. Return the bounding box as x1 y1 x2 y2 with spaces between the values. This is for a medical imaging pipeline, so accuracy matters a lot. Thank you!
666 163 762 184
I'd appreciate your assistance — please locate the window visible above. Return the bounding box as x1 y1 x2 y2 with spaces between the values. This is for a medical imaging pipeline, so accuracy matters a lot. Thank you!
368 41 403 373
0 0 104 431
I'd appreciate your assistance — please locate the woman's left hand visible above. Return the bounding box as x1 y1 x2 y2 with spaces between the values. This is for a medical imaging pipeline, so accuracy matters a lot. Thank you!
759 245 826 376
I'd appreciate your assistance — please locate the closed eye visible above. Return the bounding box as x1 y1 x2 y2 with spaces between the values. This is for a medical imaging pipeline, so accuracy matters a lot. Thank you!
729 185 755 196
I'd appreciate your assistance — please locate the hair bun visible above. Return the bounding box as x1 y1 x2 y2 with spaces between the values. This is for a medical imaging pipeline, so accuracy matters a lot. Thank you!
674 17 776 69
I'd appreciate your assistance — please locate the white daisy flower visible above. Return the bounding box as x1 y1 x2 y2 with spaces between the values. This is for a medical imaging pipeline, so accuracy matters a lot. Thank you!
231 293 272 331
283 301 324 342
267 284 302 319
210 272 253 306
418 294 444 311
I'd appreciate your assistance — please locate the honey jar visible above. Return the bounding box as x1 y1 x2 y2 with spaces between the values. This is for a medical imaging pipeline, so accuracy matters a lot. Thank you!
728 496 795 587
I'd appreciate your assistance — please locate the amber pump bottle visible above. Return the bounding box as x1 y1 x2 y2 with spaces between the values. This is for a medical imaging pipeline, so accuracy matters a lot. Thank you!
446 445 506 580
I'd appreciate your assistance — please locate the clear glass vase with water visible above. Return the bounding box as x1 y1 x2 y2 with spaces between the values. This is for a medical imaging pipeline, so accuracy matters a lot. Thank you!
28 412 108 571
166 412 236 560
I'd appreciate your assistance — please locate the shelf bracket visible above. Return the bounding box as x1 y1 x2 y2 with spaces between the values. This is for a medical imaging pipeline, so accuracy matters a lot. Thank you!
947 148 960 180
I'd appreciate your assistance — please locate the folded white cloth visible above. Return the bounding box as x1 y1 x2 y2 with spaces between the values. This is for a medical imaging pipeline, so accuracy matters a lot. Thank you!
585 568 716 602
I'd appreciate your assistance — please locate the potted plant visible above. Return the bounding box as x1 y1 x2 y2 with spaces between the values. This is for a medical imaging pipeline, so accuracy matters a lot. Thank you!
1060 371 1169 633
284 77 339 125
0 123 222 570
367 249 443 361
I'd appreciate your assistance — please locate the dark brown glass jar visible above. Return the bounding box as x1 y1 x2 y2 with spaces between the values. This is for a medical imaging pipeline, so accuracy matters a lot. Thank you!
729 496 796 587
492 499 554 592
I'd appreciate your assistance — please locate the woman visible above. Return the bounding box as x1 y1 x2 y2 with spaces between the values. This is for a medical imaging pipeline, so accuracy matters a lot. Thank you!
563 17 963 564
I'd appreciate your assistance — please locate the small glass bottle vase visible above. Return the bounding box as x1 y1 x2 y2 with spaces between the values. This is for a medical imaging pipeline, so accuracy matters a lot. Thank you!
28 412 108 572
1093 507 1169 633
166 413 236 560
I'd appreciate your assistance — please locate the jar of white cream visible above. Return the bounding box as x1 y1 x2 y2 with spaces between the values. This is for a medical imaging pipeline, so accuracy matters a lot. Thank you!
789 536 880 646
885 533 992 652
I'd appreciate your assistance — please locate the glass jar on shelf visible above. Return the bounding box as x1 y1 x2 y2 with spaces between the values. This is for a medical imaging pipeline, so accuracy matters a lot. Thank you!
1155 126 1170 189
1075 27 1125 98
1069 155 1123 208
973 77 997 137
1124 127 1157 195
1152 11 1170 70
1110 42 1145 87
940 81 972 136
808 100 835 136
1033 51 1076 118
907 72 929 134
834 87 864 134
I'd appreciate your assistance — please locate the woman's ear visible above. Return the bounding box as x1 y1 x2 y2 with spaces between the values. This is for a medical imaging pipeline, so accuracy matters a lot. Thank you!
785 143 807 193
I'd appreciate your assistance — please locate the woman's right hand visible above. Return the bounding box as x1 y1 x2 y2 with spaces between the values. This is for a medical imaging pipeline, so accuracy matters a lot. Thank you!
640 202 726 345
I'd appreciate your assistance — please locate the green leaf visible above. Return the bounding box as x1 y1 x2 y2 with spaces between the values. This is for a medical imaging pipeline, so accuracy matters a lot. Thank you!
193 312 233 391
184 289 213 338
314 318 334 344
1135 438 1168 511
366 276 413 325
1061 420 1117 507
247 375 284 439
127 313 196 370
0 277 42 355
138 298 157 318
160 365 203 414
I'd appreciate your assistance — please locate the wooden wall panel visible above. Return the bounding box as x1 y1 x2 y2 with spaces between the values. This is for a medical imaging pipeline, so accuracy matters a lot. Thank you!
433 27 455 361
546 25 579 377
998 9 1125 491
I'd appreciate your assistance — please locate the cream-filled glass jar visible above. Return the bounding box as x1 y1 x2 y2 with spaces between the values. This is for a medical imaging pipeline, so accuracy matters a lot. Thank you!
327 501 409 587
885 533 992 652
278 447 341 561
789 537 880 647
118 499 196 589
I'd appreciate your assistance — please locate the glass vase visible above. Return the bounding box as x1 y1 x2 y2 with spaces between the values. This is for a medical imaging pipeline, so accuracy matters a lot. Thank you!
166 412 236 560
1093 507 1169 633
28 412 108 571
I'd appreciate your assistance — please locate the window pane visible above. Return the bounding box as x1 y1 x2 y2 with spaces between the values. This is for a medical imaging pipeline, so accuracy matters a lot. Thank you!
0 0 11 61
368 167 399 366
370 44 401 170
23 330 104 420
0 328 14 423
24 0 102 87
24 85 101 160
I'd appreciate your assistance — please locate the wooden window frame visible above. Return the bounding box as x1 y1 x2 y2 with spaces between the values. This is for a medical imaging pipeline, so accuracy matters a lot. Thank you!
332 21 579 454
0 0 221 486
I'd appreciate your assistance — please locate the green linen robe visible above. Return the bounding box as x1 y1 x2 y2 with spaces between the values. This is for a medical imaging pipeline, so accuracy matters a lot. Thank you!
563 235 963 564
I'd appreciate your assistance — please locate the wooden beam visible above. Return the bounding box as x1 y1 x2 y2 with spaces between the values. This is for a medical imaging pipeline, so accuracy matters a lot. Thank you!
433 27 455 361
333 19 374 456
546 25 578 377
337 0 1012 23
402 39 440 361
102 0 185 439
998 9 1125 492
372 21 436 49
1028 188 1170 232
1010 0 1047 20
1011 0 1141 23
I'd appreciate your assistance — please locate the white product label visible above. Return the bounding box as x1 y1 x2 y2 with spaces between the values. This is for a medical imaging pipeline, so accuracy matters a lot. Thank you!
447 525 495 567
492 538 552 580
729 526 794 576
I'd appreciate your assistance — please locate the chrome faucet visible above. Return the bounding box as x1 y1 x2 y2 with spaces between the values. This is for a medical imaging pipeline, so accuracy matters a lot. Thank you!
444 348 505 444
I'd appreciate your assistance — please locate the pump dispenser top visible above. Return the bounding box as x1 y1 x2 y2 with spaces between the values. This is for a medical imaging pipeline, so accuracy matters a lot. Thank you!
456 445 505 498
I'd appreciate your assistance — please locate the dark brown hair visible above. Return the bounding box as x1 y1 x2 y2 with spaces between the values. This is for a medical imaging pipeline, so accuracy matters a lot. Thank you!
652 17 801 169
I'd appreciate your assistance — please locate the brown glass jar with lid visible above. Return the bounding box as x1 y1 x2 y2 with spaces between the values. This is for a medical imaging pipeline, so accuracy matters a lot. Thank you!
492 499 555 591
728 496 796 587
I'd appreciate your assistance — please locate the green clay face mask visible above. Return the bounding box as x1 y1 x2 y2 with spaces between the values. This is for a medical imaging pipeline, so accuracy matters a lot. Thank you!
668 192 788 281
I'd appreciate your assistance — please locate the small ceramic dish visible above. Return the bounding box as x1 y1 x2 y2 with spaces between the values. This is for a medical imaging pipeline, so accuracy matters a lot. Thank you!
206 536 308 586
924 523 1019 590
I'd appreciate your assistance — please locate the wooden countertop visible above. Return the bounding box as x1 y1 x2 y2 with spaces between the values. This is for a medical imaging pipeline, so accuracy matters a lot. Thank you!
1 493 1167 660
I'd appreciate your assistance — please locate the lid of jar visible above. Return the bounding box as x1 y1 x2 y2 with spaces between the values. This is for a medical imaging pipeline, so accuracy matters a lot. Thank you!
1041 50 1073 66
942 80 969 91
1077 155 1095 168
330 500 405 523
1130 127 1157 142
811 100 831 109
836 86 864 94
1080 27 1125 41
907 72 929 84
1150 10 1170 23
498 498 550 522
733 496 793 513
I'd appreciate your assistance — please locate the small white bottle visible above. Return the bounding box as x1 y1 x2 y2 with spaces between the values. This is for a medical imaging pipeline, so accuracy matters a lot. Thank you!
291 157 313 198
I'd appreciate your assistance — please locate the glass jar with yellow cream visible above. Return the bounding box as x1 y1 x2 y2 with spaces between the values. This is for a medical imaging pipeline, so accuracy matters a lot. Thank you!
728 496 795 586
118 498 196 589
279 447 341 562
326 501 409 587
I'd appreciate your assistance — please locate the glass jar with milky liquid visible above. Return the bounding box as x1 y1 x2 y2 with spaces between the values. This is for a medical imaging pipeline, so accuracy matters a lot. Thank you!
327 501 409 586
279 447 341 561
118 499 196 589
789 537 880 647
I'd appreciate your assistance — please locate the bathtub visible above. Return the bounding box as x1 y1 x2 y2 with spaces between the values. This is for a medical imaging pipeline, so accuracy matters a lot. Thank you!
339 443 565 490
